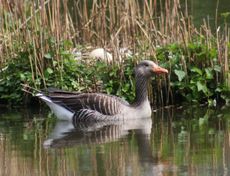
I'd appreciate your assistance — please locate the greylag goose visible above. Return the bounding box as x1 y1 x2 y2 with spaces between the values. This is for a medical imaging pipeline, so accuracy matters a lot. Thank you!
36 60 168 122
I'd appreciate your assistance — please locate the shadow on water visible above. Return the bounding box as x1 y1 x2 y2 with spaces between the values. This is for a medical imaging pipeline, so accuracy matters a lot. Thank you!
0 106 230 175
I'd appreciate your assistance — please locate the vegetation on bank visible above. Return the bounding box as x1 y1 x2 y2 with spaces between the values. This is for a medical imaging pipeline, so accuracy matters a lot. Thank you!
0 0 230 107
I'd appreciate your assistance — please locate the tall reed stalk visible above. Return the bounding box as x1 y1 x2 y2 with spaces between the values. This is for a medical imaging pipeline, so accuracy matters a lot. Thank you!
0 0 229 105
1 0 228 66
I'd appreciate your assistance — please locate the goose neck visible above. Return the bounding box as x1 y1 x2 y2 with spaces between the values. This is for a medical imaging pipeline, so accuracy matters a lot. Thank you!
133 74 149 106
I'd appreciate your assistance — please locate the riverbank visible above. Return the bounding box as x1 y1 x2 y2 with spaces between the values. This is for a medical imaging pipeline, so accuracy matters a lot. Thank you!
0 0 229 106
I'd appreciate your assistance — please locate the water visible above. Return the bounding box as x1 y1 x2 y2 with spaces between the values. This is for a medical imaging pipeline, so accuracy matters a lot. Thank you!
0 106 230 176
184 0 230 29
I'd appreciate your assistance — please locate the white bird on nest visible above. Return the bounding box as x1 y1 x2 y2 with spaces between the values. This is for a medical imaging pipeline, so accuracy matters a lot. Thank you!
89 48 113 62
72 47 132 63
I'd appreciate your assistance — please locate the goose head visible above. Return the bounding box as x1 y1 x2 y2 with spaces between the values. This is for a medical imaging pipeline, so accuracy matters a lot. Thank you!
135 60 168 78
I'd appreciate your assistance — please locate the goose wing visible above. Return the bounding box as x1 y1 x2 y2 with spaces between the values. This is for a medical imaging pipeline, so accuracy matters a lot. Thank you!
46 91 129 116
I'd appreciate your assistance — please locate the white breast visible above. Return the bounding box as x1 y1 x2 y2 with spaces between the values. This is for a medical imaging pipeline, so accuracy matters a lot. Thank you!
121 100 152 120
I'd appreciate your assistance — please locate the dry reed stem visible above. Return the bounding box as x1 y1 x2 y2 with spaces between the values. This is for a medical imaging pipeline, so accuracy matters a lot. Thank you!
0 0 229 95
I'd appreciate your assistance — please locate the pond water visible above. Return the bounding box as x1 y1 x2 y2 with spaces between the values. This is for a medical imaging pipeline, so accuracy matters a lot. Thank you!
0 105 230 176
184 0 230 29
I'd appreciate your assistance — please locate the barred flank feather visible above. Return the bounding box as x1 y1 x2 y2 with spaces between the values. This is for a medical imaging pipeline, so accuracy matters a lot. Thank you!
72 109 119 124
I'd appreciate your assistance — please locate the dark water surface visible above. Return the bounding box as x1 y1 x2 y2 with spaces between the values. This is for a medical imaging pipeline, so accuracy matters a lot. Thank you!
184 0 230 30
0 106 230 176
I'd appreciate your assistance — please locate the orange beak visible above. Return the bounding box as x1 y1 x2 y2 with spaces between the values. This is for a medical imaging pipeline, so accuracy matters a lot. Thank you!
153 66 168 74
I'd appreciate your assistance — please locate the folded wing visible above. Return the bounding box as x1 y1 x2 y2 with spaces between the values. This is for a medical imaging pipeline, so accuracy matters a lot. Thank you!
44 90 129 116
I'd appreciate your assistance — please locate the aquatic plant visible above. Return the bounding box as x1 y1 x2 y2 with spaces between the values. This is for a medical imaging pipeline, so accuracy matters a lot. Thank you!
156 42 230 105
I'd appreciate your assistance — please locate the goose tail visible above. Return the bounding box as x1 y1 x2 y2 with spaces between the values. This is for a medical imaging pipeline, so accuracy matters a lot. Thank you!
36 93 74 121
22 84 73 121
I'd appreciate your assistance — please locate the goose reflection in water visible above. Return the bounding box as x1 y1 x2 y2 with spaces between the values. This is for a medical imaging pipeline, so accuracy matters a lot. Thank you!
43 116 177 175
44 117 152 148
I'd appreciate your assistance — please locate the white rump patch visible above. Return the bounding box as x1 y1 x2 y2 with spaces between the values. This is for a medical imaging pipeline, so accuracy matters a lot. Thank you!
36 93 73 121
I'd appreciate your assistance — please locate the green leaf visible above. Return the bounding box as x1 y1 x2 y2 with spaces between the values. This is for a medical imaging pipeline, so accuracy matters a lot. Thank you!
46 68 53 74
208 128 215 135
63 40 73 48
20 73 26 81
52 60 58 67
214 65 221 72
44 53 52 59
60 51 70 56
197 81 208 93
199 117 207 127
205 68 213 79
174 69 186 82
221 12 230 19
191 67 202 75
215 87 222 92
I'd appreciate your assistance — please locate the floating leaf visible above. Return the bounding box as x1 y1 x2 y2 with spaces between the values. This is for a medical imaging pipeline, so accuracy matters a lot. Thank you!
174 69 186 82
